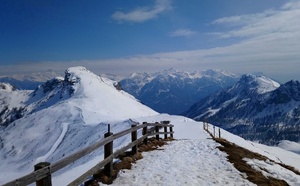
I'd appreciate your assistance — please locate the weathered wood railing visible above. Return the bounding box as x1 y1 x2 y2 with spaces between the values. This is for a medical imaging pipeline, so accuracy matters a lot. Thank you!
203 120 221 138
3 121 174 186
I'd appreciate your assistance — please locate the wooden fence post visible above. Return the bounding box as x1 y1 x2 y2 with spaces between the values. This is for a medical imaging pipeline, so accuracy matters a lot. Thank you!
170 126 173 138
219 128 221 138
104 124 113 178
34 162 52 186
131 124 138 154
155 122 160 140
213 126 215 138
164 125 168 139
142 122 148 145
162 120 170 124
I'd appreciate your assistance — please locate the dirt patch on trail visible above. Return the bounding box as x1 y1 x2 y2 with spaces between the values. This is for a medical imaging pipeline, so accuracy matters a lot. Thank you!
214 138 289 186
88 137 173 185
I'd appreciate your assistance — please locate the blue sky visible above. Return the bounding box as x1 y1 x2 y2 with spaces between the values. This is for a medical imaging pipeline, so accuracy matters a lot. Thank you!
1 0 299 82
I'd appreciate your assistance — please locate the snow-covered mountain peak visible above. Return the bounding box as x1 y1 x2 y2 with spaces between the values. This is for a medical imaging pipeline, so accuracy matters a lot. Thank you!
56 66 158 122
129 72 152 80
162 68 178 74
1 66 157 126
201 69 238 78
156 68 192 80
0 82 16 92
255 75 280 94
202 69 222 77
237 74 280 94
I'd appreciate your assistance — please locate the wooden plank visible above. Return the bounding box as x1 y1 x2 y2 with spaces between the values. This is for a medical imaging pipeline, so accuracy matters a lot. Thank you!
112 124 145 140
2 165 51 186
35 162 52 186
67 154 115 186
51 136 113 172
147 123 174 127
149 132 174 136
52 124 148 173
68 134 148 186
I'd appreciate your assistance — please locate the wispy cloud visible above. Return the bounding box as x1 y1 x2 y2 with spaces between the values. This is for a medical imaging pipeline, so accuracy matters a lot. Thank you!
112 0 172 23
211 10 276 27
169 29 197 37
211 1 300 39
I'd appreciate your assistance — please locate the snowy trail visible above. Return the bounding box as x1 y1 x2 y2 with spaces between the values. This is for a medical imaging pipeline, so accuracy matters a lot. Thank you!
111 139 254 186
35 123 69 163
109 121 254 186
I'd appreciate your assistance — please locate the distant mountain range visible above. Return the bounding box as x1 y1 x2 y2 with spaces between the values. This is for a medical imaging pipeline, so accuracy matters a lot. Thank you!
183 74 300 145
0 70 60 90
120 68 240 114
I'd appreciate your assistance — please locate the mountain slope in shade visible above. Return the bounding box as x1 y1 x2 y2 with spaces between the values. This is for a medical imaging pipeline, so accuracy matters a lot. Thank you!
183 74 300 145
120 68 240 114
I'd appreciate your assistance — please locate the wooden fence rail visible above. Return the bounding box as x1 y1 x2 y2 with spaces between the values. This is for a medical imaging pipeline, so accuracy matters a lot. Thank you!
3 121 174 186
203 121 221 139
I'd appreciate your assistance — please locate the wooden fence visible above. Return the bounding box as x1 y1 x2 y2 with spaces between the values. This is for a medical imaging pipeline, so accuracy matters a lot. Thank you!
3 121 174 186
203 120 221 139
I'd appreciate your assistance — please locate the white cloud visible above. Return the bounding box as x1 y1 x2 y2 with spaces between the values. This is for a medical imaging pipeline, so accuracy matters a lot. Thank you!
169 29 197 37
112 0 172 23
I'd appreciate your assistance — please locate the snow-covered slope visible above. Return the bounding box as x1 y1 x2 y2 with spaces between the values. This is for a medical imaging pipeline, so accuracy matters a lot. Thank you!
183 74 300 145
0 66 157 184
120 68 240 114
